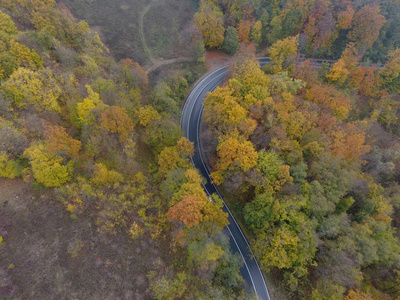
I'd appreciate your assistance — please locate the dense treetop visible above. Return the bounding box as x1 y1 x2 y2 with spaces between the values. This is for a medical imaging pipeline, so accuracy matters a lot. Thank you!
195 0 400 63
202 36 400 298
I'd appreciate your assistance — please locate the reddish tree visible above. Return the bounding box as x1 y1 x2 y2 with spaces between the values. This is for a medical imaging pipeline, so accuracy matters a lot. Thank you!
337 6 354 30
238 20 253 43
44 125 81 157
347 5 386 54
121 58 148 88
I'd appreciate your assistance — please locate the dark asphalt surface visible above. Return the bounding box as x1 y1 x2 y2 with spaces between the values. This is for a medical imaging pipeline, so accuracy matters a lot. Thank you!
180 58 271 300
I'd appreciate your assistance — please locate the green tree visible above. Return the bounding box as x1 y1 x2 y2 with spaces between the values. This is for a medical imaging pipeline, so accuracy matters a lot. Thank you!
282 7 305 37
257 150 282 180
148 271 187 300
188 240 225 265
144 118 182 154
223 26 239 55
266 15 284 45
244 191 277 232
378 48 400 93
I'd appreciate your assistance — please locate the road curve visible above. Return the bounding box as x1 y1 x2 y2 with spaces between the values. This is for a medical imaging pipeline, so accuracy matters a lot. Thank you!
180 58 271 300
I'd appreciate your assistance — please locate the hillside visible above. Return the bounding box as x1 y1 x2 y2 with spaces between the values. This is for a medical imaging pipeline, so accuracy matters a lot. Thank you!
0 1 249 299
57 0 200 70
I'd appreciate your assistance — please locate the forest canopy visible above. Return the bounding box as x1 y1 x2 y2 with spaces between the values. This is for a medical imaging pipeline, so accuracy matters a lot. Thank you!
201 36 400 298
1 0 400 299
194 0 400 63
0 1 251 298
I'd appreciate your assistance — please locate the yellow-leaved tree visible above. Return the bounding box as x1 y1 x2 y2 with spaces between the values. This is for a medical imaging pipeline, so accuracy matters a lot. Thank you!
158 137 194 177
9 40 43 69
0 152 19 178
211 136 258 185
268 35 299 75
194 1 225 48
138 105 161 126
91 163 124 187
3 67 61 112
24 143 71 187
0 10 18 40
76 85 104 126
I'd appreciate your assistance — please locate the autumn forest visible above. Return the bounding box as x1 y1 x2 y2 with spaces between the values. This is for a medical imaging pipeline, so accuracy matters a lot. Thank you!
1 0 400 299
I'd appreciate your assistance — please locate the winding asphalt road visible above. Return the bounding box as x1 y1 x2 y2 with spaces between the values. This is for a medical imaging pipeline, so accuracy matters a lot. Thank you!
180 58 271 300
180 56 336 298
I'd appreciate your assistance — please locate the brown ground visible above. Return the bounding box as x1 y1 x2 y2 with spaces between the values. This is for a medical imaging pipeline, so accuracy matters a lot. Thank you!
0 178 167 299
205 50 231 70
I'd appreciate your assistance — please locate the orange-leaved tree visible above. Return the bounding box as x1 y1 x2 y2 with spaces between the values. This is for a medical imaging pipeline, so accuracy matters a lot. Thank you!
347 5 386 55
166 168 228 229
99 106 134 142
330 123 371 162
237 20 252 43
44 125 81 158
337 6 354 30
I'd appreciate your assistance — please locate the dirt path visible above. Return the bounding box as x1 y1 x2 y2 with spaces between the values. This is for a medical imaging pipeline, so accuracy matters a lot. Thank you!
139 0 159 65
139 0 194 74
145 57 193 74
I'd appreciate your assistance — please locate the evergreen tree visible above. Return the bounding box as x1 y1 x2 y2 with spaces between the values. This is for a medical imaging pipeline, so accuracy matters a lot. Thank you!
223 26 240 55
